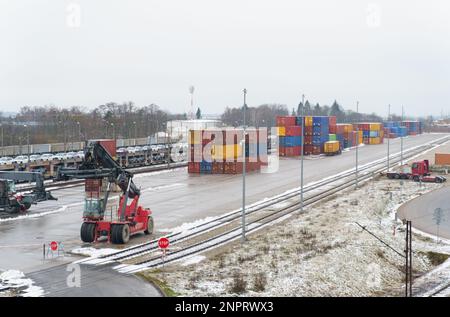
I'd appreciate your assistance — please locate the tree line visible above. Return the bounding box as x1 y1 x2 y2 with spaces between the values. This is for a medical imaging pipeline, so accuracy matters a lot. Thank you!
220 100 411 127
0 103 185 146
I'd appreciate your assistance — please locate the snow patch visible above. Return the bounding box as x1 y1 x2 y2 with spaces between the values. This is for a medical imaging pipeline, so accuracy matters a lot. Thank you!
180 255 206 267
0 270 44 297
71 247 118 258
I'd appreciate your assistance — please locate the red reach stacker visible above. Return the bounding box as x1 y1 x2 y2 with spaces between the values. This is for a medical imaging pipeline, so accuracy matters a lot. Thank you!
58 141 154 244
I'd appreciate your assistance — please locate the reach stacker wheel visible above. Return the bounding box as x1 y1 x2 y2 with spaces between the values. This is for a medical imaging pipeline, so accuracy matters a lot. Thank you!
145 216 154 235
111 224 130 244
80 222 96 243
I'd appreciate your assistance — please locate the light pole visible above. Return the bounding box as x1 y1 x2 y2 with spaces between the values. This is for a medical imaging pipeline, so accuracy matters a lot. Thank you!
133 121 137 145
111 122 115 140
77 121 81 142
242 88 247 243
300 94 305 213
0 123 3 157
355 101 359 189
401 106 404 167
387 104 391 172
24 124 30 162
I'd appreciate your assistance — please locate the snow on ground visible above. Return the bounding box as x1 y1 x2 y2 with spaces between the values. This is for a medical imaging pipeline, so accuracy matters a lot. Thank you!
0 270 44 297
70 246 118 258
144 178 449 297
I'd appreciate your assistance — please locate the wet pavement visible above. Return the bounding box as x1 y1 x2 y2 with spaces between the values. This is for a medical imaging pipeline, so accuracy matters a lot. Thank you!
398 184 450 240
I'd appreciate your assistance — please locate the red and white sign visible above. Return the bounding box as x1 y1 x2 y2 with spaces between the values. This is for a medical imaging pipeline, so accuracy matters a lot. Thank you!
158 237 169 249
50 241 58 251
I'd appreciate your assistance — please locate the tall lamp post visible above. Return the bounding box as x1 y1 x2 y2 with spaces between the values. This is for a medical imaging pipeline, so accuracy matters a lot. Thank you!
387 104 391 172
355 101 359 189
242 88 247 243
24 124 30 162
111 122 115 140
300 94 305 213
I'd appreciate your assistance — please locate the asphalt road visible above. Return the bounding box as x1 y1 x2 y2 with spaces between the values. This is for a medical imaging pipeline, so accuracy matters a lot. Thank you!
398 184 450 240
27 263 161 297
0 133 448 296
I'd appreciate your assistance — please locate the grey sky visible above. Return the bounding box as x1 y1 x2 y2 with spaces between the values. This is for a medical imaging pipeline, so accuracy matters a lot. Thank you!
1 0 449 117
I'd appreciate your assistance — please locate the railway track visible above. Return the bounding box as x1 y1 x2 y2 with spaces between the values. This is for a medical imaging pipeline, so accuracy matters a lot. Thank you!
75 135 450 273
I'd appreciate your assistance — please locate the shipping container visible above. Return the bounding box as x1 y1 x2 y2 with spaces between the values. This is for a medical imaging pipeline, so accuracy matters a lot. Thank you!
435 153 450 165
323 141 341 155
90 139 116 157
285 126 302 136
276 116 297 127
277 126 286 136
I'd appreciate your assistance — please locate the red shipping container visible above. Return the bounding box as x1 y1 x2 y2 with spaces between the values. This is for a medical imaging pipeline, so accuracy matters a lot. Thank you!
212 162 224 174
328 116 337 126
304 136 313 145
188 162 200 173
279 146 302 157
336 125 345 134
223 162 243 174
312 145 321 155
304 126 313 136
90 139 116 157
329 125 337 134
304 145 313 155
285 126 302 136
276 116 297 127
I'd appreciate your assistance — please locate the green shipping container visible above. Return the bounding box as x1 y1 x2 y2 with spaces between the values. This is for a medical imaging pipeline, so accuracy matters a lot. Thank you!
329 134 337 141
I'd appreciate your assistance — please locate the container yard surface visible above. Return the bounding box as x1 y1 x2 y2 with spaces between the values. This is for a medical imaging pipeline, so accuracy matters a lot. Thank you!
0 133 446 274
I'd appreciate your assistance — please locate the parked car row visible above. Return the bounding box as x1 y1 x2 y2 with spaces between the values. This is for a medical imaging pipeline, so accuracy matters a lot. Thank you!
117 144 171 155
0 151 85 165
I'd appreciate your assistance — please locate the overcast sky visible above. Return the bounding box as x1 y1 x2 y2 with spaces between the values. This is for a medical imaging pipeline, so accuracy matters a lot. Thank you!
1 0 449 117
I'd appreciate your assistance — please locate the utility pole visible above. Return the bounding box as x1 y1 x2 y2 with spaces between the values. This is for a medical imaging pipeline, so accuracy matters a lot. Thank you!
300 94 305 213
0 123 3 156
24 125 30 161
77 122 81 142
111 122 115 140
355 101 359 189
387 104 391 172
405 220 412 297
242 88 247 243
133 121 137 145
401 106 404 168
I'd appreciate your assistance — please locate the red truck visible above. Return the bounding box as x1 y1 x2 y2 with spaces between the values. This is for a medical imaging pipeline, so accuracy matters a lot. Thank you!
386 160 446 183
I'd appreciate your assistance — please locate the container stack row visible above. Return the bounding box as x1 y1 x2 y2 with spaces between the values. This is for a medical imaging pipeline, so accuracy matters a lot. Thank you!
276 116 336 156
384 121 423 138
335 124 363 149
383 122 407 138
401 121 422 136
188 129 266 174
355 123 384 145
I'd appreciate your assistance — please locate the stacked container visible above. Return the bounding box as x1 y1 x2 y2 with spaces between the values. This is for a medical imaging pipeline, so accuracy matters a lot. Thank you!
356 123 384 145
188 129 265 174
401 121 422 136
277 116 303 157
312 116 330 155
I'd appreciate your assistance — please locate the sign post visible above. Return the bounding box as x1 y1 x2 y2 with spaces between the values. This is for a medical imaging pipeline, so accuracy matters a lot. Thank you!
158 237 170 272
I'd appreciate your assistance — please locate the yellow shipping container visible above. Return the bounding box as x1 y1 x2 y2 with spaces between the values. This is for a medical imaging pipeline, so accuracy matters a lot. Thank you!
324 141 340 153
369 137 381 145
277 126 286 136
369 123 382 131
212 144 242 160
189 130 202 145
304 116 313 127
344 124 353 133
357 131 363 145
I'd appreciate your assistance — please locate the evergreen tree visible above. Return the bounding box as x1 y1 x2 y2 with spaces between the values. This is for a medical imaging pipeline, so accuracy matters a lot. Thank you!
304 100 312 115
196 107 202 119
